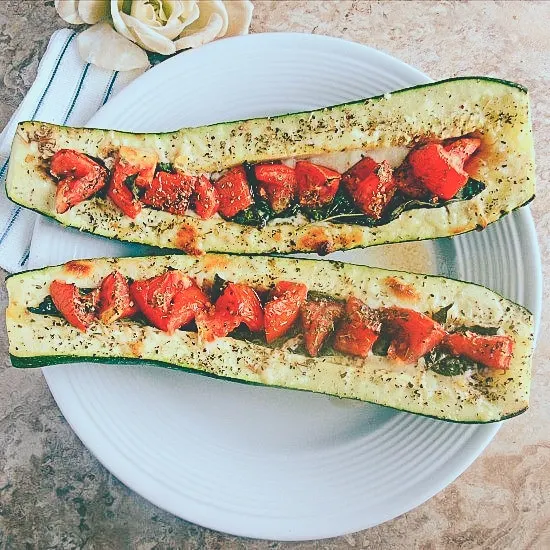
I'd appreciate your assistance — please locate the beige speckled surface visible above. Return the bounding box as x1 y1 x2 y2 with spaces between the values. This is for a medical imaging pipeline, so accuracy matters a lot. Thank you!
0 1 549 548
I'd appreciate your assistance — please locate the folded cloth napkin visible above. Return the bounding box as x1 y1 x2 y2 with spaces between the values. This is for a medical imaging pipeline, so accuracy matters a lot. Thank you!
0 29 146 274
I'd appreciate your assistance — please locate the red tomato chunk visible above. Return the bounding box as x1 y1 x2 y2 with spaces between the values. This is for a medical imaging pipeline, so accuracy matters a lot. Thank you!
192 175 220 219
334 297 381 358
214 166 253 217
295 161 341 208
215 283 264 332
49 280 99 332
342 157 396 219
50 150 107 214
444 137 481 164
196 308 241 343
107 147 158 218
255 164 297 212
404 137 481 201
197 282 264 341
264 281 308 343
385 307 446 363
98 270 137 325
443 331 514 370
141 171 196 216
130 271 210 335
300 299 345 357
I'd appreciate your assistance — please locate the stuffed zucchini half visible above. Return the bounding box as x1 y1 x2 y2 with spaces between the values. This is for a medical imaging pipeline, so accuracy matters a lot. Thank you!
6 254 534 423
6 77 535 255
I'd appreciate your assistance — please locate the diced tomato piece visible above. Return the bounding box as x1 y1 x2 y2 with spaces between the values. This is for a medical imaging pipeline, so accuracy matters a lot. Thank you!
264 281 308 343
50 149 108 214
192 175 220 219
296 161 341 208
107 147 158 218
334 297 381 358
254 164 297 212
407 143 468 201
342 157 397 219
50 149 100 180
214 166 253 218
130 271 210 335
196 308 241 342
141 171 195 215
118 146 158 188
215 283 264 332
300 299 345 357
444 137 481 164
170 282 212 329
98 271 137 324
384 307 446 363
49 280 98 332
395 164 428 199
442 331 514 370
107 166 142 218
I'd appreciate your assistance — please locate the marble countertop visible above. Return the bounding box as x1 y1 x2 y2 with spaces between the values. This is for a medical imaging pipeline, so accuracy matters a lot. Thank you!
0 1 548 548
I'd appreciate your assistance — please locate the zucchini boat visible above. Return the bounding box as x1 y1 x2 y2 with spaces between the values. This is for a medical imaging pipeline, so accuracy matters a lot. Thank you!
5 77 535 255
5 254 534 423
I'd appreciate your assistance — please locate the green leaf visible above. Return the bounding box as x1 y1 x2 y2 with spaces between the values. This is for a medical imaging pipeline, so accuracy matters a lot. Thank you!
303 189 356 221
454 325 499 336
455 178 486 200
432 303 453 324
230 200 274 228
210 274 228 303
28 295 60 316
124 174 140 201
424 347 478 376
157 162 173 173
372 332 392 356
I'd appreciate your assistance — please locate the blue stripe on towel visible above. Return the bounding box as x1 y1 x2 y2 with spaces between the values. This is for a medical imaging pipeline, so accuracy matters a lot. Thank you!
102 72 119 106
62 63 91 125
30 32 77 120
19 244 31 267
0 208 21 245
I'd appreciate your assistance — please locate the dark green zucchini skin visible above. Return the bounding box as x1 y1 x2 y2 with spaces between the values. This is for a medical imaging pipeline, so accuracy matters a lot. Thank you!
6 76 535 255
9 354 526 424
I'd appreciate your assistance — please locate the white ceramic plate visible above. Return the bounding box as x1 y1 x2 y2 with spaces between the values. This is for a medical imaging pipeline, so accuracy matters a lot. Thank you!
28 33 542 540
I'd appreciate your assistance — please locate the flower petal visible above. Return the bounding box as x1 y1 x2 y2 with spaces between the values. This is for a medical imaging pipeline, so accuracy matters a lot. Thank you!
110 0 136 42
128 1 194 41
55 0 85 24
178 2 201 30
180 0 228 39
223 0 253 36
77 23 151 71
78 0 110 24
130 1 162 24
174 12 223 49
120 12 177 55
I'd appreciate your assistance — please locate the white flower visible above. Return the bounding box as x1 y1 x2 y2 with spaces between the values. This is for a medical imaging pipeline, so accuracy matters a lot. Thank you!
55 0 254 71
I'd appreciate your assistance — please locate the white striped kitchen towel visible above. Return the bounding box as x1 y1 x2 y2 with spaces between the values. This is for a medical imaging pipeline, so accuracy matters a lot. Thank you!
0 29 146 273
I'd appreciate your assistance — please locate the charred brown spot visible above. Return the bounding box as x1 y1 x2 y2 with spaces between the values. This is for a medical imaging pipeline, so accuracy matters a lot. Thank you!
298 227 334 255
475 217 489 231
176 223 203 255
385 277 420 301
246 363 263 374
130 341 144 357
63 260 93 278
202 254 229 271
335 226 364 249
451 224 471 235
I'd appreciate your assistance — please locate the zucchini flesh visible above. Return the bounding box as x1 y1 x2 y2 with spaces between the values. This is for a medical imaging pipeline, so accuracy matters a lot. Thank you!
5 254 534 423
6 77 535 254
